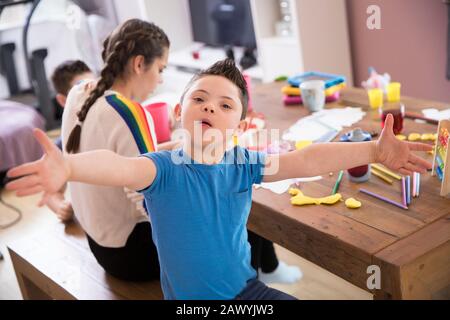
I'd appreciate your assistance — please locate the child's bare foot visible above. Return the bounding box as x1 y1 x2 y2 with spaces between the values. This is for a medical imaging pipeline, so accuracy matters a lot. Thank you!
46 192 73 222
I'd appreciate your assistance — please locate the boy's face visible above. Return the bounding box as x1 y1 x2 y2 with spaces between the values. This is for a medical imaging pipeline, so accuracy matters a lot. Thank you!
55 71 95 108
70 72 95 88
175 75 246 148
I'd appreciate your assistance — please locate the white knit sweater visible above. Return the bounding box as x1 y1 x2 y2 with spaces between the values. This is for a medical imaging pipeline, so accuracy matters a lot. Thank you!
62 81 158 247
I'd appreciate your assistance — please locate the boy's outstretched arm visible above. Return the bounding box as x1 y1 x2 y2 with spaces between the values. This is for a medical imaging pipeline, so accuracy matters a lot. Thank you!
6 129 156 205
263 114 433 182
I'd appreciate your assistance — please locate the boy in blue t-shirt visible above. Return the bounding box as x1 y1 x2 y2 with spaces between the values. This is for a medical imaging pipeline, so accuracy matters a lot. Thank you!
7 59 433 300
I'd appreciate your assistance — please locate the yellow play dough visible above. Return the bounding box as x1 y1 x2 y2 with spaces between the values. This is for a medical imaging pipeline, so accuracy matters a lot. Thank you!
408 133 421 141
396 134 406 141
345 198 362 209
295 140 312 151
420 133 436 141
289 188 342 206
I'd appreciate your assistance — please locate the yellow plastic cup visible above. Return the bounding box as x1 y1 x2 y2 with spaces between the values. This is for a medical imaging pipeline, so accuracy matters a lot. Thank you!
367 88 383 109
387 82 401 102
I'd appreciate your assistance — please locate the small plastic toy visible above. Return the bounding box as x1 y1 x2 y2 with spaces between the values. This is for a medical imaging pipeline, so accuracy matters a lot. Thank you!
362 67 391 93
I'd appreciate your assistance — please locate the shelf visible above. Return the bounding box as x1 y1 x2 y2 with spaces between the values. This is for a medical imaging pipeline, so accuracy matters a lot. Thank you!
168 43 263 80
259 36 298 46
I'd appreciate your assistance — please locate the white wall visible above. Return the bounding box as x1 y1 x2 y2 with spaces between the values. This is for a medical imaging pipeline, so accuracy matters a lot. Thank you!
112 0 193 52
295 0 353 85
142 0 193 52
112 0 148 22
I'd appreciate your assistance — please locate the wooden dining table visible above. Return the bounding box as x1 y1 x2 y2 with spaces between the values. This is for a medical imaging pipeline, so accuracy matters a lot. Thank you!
247 83 450 300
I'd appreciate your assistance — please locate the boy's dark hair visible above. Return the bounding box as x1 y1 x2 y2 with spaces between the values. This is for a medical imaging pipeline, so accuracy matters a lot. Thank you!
66 19 170 154
181 59 249 120
51 60 91 96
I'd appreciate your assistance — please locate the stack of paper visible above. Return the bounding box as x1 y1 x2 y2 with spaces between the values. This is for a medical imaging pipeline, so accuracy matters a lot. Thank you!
282 107 366 142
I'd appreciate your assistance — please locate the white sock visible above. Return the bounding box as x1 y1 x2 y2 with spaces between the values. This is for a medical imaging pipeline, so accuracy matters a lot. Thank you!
258 261 303 285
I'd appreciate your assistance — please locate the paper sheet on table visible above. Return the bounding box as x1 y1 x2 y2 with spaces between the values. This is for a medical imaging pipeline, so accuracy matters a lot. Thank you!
422 108 450 121
255 176 323 194
282 120 331 141
282 107 366 142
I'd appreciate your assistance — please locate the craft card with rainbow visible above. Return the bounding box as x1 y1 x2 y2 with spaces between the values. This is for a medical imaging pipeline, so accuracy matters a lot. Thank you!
431 120 450 196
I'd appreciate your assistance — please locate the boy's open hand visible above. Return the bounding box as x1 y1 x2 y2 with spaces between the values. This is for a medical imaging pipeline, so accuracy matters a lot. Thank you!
375 113 433 175
6 128 71 206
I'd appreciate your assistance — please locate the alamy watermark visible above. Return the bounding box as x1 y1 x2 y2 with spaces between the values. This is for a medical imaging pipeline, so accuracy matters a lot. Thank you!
366 5 381 30
367 264 381 290
169 123 281 176
65 4 82 30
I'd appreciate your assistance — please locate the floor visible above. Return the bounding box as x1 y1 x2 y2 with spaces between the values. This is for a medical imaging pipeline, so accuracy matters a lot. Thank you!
0 186 372 300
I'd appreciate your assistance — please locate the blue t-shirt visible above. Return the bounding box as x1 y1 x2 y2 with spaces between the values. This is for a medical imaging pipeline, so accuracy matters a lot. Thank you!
140 146 266 299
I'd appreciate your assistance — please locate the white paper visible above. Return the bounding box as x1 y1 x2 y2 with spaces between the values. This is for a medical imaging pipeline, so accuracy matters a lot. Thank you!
255 176 323 194
282 107 366 142
422 108 450 121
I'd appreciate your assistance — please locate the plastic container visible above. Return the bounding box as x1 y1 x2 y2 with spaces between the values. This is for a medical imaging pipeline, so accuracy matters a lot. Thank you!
367 88 383 109
143 102 171 143
386 82 401 102
340 128 372 182
300 80 325 112
381 103 405 135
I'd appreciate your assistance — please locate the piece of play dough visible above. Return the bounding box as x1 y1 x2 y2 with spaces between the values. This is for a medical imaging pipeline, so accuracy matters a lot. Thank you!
396 134 406 141
289 188 342 206
408 133 421 141
420 133 436 141
295 140 312 151
345 198 362 209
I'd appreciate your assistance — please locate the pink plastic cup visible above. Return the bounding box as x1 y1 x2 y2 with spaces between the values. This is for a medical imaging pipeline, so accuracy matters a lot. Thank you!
143 102 171 143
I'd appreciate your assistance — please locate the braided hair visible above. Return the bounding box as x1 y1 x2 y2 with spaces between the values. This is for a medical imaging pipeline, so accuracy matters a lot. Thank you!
65 19 170 153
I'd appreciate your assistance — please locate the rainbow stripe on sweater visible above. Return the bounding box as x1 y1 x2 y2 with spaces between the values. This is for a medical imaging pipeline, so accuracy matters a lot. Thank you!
105 93 156 154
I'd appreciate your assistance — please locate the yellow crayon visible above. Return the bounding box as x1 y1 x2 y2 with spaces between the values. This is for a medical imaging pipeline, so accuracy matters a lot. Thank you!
371 164 402 180
371 168 394 184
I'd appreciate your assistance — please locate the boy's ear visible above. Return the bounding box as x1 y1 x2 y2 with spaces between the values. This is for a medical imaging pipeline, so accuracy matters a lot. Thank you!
236 119 248 134
133 55 146 75
55 93 67 108
174 103 182 121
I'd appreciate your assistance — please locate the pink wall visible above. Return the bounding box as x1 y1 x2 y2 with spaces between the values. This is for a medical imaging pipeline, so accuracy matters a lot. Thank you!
346 0 450 103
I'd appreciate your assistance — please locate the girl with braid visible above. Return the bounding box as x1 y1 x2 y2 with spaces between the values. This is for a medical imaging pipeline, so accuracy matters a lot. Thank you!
59 19 171 281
